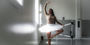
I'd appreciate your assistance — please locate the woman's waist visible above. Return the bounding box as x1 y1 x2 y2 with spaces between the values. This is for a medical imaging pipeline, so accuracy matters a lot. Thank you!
47 21 55 24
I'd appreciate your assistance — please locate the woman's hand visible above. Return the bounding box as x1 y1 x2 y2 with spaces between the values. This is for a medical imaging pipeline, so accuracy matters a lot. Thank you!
61 24 64 26
46 0 51 4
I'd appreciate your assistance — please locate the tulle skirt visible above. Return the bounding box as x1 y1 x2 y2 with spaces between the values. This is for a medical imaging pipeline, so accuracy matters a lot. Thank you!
39 24 63 32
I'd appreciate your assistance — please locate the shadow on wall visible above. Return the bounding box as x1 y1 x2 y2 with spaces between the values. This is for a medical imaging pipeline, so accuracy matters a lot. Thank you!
82 20 90 38
0 0 38 45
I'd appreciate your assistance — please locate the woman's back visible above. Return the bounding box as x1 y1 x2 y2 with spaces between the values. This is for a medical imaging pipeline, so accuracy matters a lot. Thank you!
46 15 56 24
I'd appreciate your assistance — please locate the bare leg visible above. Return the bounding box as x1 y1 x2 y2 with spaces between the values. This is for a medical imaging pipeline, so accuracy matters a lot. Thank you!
50 29 64 38
47 32 51 45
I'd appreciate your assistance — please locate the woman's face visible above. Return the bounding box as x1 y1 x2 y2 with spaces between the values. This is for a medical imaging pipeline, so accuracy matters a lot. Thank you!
48 9 53 15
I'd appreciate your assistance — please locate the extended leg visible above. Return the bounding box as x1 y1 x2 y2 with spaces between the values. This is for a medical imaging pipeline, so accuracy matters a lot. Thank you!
51 29 64 38
47 32 51 45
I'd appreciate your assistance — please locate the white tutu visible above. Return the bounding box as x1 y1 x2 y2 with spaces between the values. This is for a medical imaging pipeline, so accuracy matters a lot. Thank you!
39 23 71 32
39 24 63 32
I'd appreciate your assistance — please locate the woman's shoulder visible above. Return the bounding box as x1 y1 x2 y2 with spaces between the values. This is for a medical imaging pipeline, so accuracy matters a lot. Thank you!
45 15 49 17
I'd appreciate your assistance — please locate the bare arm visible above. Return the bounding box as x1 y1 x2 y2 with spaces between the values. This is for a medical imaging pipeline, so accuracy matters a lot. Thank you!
43 2 49 15
55 17 63 25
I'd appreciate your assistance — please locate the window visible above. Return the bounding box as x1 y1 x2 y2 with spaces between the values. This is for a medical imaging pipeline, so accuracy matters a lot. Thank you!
16 0 23 6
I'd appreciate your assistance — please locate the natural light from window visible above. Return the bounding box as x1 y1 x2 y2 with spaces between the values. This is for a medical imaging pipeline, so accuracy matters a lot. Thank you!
16 0 23 6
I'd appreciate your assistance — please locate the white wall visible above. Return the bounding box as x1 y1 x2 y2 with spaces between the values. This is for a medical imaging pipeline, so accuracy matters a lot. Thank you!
81 0 90 20
48 0 76 20
40 0 76 26
81 0 90 38
41 0 76 20
0 0 38 45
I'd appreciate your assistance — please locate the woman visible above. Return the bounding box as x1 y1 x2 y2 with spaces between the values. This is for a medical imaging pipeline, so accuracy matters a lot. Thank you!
39 1 64 45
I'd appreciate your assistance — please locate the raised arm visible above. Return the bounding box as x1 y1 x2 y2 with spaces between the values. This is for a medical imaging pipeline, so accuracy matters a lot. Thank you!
43 2 49 15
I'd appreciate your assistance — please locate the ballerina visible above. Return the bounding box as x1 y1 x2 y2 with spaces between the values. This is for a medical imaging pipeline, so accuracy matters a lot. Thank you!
39 1 65 45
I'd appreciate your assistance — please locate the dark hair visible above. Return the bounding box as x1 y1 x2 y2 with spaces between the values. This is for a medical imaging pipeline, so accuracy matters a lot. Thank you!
49 8 55 16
